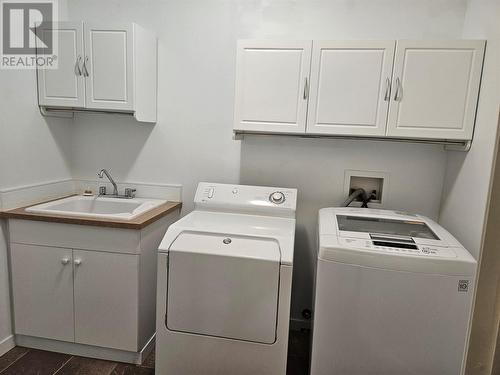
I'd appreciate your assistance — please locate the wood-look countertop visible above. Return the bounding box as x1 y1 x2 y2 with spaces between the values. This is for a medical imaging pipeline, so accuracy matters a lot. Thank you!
0 196 182 230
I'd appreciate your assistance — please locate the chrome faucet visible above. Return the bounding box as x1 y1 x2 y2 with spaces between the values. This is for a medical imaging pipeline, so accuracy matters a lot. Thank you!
98 169 118 195
97 169 136 199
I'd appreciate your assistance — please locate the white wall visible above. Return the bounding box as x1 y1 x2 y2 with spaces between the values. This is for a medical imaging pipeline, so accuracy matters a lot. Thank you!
0 0 72 352
439 1 500 373
65 0 468 323
439 0 500 260
0 71 73 352
240 136 447 318
0 0 71 190
0 71 73 190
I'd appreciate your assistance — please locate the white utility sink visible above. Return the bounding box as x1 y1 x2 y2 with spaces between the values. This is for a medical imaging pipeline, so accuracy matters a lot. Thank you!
26 195 166 220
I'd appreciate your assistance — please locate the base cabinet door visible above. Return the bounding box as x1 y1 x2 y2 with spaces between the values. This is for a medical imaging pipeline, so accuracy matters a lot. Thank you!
10 244 74 342
387 40 485 140
73 250 139 351
233 40 312 134
307 41 395 136
37 22 86 108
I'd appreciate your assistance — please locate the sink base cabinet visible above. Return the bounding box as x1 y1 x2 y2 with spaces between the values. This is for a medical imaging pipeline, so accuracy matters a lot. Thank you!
8 212 179 364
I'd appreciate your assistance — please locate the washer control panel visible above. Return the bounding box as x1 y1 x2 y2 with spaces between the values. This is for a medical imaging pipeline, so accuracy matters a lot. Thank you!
195 182 297 216
339 237 457 258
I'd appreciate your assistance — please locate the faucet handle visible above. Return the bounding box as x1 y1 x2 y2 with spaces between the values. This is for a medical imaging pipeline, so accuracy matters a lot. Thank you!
124 188 136 199
99 186 106 196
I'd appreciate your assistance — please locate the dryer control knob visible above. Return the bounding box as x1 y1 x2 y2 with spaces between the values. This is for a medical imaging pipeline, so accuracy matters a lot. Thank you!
269 191 285 204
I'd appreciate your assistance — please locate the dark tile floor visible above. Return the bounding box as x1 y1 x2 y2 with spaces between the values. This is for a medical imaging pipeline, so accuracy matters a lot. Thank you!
0 329 310 374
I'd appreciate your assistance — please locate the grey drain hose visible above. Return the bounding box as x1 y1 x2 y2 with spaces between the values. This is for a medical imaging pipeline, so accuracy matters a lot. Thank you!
342 188 369 207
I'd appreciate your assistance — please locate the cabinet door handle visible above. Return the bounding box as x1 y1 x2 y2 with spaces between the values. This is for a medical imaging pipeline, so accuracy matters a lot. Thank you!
61 258 71 265
384 78 391 101
303 77 309 100
393 77 401 101
74 259 82 266
74 56 82 76
82 56 89 77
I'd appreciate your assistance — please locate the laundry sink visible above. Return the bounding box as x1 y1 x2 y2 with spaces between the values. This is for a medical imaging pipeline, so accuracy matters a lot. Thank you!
26 195 166 220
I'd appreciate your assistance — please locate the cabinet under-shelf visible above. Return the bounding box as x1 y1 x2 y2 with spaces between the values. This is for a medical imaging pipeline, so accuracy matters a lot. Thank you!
233 130 473 151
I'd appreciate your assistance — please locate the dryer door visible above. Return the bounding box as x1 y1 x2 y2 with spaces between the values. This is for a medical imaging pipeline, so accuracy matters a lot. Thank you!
167 232 281 344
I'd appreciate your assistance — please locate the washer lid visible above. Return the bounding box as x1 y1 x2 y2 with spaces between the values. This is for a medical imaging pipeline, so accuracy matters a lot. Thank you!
336 214 439 240
318 208 477 275
167 232 281 344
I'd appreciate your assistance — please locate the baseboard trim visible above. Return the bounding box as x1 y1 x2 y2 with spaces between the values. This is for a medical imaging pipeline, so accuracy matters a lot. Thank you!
0 335 15 356
15 334 155 365
139 333 156 362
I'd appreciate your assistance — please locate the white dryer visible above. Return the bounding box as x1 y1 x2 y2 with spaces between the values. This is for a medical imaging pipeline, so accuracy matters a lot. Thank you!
156 182 297 375
311 208 477 375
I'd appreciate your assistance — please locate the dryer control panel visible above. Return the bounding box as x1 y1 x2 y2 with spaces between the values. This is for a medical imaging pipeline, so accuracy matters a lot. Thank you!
194 182 297 218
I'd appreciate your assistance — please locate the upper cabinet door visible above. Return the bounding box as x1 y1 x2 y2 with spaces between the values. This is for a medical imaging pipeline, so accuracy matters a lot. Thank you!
37 22 85 108
306 41 395 136
84 24 134 111
234 40 312 134
387 40 485 140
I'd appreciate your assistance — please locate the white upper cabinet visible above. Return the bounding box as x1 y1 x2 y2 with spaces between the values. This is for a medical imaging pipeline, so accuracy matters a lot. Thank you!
307 41 395 136
387 40 485 140
84 24 134 111
37 22 157 123
37 22 85 108
234 40 312 134
233 39 485 144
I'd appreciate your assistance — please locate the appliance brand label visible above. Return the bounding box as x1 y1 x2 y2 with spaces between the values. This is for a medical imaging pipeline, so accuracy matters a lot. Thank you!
458 280 470 292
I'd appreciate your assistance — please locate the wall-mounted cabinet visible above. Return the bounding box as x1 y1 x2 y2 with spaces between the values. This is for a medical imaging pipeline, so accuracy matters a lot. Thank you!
37 22 157 123
386 40 484 140
233 40 311 134
234 39 485 144
307 40 395 137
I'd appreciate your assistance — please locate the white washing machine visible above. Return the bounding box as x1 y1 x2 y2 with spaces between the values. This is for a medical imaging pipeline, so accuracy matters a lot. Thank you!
156 182 297 375
311 208 477 375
